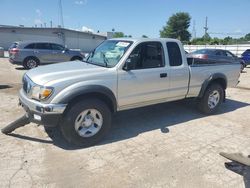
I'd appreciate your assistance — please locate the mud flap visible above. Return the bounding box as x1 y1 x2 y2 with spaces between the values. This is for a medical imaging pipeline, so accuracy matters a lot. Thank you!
1 114 30 134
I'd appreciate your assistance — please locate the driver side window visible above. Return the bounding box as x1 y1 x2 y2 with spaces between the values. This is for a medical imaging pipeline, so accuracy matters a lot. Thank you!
127 42 164 70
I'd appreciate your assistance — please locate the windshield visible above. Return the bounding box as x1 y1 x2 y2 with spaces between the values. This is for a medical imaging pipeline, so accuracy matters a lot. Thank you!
86 40 133 68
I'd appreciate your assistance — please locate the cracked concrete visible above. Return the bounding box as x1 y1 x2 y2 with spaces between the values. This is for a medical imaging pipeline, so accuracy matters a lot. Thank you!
0 58 250 188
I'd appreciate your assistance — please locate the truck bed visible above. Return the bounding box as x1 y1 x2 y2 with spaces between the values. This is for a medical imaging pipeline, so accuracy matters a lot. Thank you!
187 58 241 98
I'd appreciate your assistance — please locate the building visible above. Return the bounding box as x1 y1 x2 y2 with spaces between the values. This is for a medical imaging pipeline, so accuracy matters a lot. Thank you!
0 25 107 51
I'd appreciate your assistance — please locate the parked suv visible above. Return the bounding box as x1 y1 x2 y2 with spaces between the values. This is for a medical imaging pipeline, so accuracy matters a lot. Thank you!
9 41 84 69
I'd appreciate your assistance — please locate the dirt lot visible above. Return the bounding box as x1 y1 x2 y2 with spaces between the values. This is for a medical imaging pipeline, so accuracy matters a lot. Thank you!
0 58 250 188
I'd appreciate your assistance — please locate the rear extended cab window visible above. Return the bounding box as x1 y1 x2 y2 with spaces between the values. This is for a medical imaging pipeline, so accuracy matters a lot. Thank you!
166 42 182 66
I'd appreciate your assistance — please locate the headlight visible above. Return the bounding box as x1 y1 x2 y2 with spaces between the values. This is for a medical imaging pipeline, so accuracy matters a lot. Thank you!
31 85 53 100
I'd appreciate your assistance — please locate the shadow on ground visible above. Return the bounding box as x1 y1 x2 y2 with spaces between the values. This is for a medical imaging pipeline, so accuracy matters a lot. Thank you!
7 98 250 150
224 162 250 188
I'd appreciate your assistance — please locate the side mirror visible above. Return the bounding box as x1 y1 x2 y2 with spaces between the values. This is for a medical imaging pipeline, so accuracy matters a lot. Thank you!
124 58 134 71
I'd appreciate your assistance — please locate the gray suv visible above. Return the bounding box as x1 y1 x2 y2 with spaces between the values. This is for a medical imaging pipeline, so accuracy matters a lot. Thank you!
9 41 84 69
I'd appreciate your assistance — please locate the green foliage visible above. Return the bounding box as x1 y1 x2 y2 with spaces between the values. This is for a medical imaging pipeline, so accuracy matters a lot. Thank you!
112 32 125 38
160 12 191 42
142 35 148 38
191 34 250 45
112 32 132 38
245 33 250 41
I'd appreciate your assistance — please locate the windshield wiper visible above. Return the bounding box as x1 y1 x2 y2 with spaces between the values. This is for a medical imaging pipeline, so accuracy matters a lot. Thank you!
101 52 109 67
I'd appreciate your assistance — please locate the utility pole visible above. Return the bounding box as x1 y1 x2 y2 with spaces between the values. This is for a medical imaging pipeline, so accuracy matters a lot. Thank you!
59 0 64 28
192 20 196 39
204 16 209 36
50 21 53 28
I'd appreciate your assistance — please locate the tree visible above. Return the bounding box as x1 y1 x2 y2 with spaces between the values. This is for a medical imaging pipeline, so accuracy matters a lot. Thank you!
142 35 148 38
112 32 125 38
160 12 191 42
245 33 250 41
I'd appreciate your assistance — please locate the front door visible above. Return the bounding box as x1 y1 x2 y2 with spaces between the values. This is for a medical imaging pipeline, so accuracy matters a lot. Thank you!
117 41 170 109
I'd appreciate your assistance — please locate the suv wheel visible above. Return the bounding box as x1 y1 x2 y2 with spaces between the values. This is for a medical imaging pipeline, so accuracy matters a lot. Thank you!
197 83 224 114
23 57 39 69
60 99 111 147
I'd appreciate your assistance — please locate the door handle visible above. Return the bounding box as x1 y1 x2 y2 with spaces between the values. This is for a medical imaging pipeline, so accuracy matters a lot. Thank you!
160 73 167 78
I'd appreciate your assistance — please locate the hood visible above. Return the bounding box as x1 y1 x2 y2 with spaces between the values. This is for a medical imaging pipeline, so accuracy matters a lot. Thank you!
26 61 108 86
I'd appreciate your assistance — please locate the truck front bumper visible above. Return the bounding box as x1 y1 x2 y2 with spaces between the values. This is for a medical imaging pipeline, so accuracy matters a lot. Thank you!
19 89 67 127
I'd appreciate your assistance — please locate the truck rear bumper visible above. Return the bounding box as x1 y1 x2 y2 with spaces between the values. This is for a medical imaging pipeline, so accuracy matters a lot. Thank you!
19 89 67 127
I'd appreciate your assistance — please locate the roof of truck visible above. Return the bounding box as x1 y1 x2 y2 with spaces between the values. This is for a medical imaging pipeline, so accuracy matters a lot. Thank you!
109 37 181 43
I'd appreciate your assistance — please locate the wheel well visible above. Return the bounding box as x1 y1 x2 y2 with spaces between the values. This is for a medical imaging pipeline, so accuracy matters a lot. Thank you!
198 77 227 98
66 92 116 113
23 56 40 64
208 78 227 90
71 56 82 61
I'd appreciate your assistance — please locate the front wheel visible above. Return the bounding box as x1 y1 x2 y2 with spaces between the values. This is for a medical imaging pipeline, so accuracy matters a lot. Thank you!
197 84 224 114
60 99 111 147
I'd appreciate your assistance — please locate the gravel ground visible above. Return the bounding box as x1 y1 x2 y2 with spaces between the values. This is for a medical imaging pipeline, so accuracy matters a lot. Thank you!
0 58 249 188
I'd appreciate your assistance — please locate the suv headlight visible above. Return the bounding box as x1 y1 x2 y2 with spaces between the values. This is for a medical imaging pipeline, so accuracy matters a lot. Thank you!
31 85 53 100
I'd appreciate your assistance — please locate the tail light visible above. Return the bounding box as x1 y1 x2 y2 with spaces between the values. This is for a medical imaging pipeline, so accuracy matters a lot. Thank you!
10 48 19 55
194 54 208 59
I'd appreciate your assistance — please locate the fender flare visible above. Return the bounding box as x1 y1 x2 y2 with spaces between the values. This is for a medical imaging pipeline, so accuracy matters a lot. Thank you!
58 85 117 112
198 73 227 98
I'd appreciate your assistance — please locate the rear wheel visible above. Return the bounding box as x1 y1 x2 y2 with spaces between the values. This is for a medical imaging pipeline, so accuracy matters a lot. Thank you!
60 99 111 147
23 57 39 69
197 83 224 114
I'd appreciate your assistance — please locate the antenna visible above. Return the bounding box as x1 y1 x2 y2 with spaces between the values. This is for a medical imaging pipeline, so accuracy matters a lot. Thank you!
192 20 196 39
58 0 64 28
204 16 208 35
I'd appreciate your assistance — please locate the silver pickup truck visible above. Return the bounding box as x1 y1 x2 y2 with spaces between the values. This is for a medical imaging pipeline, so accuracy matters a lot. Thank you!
18 38 241 146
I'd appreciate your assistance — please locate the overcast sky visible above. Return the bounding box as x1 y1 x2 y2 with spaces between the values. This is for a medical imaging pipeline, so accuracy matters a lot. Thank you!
0 0 249 38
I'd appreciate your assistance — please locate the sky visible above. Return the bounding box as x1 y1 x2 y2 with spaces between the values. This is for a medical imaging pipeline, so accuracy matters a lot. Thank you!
0 0 249 38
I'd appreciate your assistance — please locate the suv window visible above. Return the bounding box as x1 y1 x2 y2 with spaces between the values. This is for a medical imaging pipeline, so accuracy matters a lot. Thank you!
9 43 18 49
243 49 250 55
127 42 164 70
51 43 65 51
24 43 35 49
35 43 51 50
225 51 235 58
166 42 182 66
215 50 223 56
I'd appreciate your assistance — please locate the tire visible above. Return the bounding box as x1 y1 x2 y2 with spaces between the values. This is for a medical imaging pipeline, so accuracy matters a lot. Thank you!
197 83 224 114
60 99 111 147
71 56 82 61
23 57 39 69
